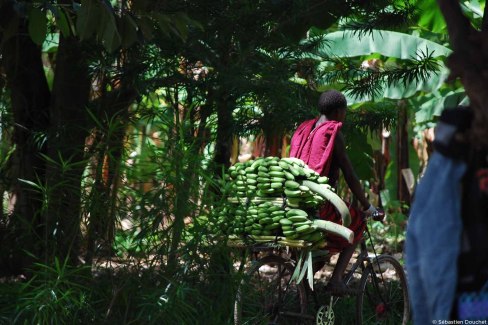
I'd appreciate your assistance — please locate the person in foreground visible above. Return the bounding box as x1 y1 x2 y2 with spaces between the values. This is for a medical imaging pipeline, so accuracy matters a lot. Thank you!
289 89 378 294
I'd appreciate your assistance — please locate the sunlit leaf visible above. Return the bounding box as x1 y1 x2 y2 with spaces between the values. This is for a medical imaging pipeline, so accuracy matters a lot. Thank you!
313 30 452 60
19 178 43 190
415 89 467 123
42 33 59 53
417 0 447 33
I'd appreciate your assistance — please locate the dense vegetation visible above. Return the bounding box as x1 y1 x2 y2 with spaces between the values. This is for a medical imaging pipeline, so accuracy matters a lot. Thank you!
0 0 484 323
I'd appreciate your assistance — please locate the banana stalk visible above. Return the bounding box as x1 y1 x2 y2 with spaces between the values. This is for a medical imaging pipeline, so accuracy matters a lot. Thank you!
302 180 351 227
277 240 312 248
227 197 285 205
312 220 354 244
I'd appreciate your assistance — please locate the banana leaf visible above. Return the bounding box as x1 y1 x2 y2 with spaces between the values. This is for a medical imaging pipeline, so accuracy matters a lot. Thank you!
415 89 468 123
305 30 453 101
312 30 452 60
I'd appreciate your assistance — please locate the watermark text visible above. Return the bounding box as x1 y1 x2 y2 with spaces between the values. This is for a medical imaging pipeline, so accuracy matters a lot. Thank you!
432 320 487 325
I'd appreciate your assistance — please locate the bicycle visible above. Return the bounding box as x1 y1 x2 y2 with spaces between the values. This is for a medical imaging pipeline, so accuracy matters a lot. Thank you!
233 210 410 325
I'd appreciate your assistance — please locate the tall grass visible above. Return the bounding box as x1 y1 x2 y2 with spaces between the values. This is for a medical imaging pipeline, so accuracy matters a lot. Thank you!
0 88 243 324
0 258 94 324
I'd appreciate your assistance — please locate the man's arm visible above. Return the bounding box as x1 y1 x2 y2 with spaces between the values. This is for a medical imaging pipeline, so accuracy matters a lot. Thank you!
333 132 370 210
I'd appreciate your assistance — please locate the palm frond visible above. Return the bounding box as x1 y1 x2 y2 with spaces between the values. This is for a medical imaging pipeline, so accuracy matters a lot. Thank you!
344 100 398 133
317 49 442 100
343 1 417 38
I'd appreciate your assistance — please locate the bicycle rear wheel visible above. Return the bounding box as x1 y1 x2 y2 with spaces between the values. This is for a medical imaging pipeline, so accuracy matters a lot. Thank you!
234 255 308 325
356 254 410 325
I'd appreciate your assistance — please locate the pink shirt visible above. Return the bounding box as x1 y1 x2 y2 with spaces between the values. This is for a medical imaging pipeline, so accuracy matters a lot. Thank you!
289 118 342 176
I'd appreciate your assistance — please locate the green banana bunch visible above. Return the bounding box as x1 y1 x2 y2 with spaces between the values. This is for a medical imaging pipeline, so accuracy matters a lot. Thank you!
217 157 334 244
279 208 325 245
227 157 329 201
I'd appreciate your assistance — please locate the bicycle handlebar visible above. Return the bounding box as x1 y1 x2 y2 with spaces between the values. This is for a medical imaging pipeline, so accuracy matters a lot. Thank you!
370 209 385 222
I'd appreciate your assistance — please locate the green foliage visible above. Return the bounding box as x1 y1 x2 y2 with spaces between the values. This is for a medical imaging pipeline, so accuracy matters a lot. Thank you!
311 29 452 60
415 0 486 33
19 0 198 52
367 198 408 254
341 1 416 34
28 6 47 45
307 29 451 101
0 258 93 324
84 268 218 324
134 279 201 324
345 129 375 181
414 88 467 126
416 0 447 33
113 228 154 258
346 100 398 133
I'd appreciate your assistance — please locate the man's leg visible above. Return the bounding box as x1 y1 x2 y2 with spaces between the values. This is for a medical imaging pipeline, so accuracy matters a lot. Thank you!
329 243 357 284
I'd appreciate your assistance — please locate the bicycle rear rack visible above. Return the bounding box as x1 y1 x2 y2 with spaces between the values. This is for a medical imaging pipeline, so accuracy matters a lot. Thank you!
279 311 315 320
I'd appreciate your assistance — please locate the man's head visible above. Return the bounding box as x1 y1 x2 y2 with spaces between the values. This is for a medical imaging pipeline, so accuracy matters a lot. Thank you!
318 90 347 122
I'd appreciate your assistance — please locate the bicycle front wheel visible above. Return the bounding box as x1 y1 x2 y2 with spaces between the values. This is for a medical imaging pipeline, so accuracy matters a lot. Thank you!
356 254 410 325
234 255 308 325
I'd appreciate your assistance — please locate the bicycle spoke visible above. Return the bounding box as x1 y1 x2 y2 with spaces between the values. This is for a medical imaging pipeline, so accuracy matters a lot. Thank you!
235 255 308 325
356 255 410 325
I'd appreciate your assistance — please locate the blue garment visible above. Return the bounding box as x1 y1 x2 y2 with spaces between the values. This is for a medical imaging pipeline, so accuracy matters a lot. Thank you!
406 151 466 324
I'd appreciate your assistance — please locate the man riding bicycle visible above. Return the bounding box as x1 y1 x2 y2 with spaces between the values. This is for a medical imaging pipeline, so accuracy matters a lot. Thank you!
289 89 379 294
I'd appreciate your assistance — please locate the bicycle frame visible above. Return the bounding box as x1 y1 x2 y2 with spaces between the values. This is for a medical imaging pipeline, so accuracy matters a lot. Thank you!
234 221 409 325
319 222 389 311
343 239 370 287
346 223 392 313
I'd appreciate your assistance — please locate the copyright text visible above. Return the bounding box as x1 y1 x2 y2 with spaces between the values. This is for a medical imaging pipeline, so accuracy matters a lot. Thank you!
432 321 487 325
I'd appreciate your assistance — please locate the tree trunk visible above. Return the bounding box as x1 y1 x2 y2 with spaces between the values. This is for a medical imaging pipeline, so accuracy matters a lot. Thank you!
396 102 410 207
84 131 108 264
265 132 283 157
167 88 202 273
437 0 488 148
214 94 234 172
252 133 266 158
196 91 213 154
0 4 50 274
84 75 137 264
46 34 91 264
